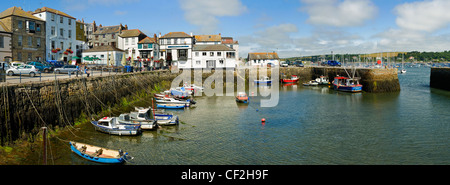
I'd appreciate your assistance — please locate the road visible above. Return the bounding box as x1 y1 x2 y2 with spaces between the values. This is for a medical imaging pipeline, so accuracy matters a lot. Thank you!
0 70 126 84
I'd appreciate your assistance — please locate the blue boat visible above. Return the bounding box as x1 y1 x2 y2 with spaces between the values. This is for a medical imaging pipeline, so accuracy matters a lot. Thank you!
332 76 363 92
156 104 186 109
70 141 129 164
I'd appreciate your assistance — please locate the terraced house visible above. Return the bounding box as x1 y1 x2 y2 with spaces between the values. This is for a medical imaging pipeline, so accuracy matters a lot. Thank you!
92 23 128 48
0 6 46 62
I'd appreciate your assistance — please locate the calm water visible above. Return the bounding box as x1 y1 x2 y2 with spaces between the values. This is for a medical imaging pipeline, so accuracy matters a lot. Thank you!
33 67 450 165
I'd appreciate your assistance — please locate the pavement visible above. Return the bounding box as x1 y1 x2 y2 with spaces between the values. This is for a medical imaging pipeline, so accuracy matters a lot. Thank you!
0 70 124 84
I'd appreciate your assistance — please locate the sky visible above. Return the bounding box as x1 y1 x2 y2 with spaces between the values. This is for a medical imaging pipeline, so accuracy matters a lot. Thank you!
3 0 450 58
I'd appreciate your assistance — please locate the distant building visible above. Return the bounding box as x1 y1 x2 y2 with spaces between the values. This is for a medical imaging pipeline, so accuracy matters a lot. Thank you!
247 52 279 67
191 44 236 69
194 34 222 45
82 45 125 66
117 29 147 60
0 6 46 62
0 19 12 62
159 32 193 67
91 23 127 48
221 36 239 61
137 35 160 68
33 7 76 62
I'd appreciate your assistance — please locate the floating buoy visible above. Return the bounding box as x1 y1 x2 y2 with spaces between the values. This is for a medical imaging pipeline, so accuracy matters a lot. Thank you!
256 109 258 112
261 118 266 122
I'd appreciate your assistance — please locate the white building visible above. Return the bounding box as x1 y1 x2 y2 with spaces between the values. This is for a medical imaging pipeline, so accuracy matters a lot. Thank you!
137 36 160 68
0 20 12 62
159 32 193 67
117 29 147 60
247 52 280 67
82 45 125 66
33 7 77 62
191 44 236 69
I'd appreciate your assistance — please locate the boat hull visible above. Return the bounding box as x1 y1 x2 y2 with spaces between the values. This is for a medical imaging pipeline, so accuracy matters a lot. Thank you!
156 104 186 109
154 114 179 125
70 141 126 164
91 121 141 136
254 80 272 84
333 84 362 92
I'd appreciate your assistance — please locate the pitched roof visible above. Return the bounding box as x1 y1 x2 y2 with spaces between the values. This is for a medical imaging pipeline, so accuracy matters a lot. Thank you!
138 36 157 44
0 20 11 33
193 44 234 51
195 35 221 42
119 29 145 38
0 6 43 21
248 52 279 61
83 45 125 53
33 7 75 19
160 32 192 38
93 25 123 35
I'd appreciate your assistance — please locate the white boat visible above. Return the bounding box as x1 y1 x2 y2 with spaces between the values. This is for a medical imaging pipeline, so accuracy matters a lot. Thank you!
315 76 329 85
116 113 157 130
91 117 141 136
183 83 204 92
254 76 272 84
132 107 179 126
400 69 406 73
303 80 318 86
155 98 192 106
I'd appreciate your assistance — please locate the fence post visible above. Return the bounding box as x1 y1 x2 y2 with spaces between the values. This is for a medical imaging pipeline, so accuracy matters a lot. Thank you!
42 127 47 165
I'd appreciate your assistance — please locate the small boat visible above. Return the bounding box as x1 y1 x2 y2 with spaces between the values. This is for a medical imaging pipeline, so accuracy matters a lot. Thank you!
132 107 179 126
183 83 204 93
91 117 141 136
170 87 191 97
254 76 272 84
315 76 330 85
303 80 318 86
281 75 299 83
332 76 363 92
156 104 186 109
235 92 249 103
155 98 193 106
400 69 406 74
116 113 157 130
70 141 129 164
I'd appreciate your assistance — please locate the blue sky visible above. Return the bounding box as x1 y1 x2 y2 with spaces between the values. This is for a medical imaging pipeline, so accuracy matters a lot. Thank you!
3 0 450 58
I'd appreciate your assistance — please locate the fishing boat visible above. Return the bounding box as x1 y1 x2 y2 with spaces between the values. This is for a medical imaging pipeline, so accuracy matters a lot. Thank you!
315 76 330 85
156 103 186 109
70 141 130 164
116 113 157 130
132 107 179 126
254 76 272 84
155 97 194 106
303 80 318 86
91 117 141 136
170 87 191 97
281 75 299 83
235 92 249 103
332 76 362 92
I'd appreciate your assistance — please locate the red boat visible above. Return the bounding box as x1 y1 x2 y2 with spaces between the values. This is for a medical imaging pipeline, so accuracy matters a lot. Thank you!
281 75 299 83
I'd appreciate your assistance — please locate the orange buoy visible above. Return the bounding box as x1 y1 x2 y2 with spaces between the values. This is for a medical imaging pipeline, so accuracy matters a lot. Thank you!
261 118 266 122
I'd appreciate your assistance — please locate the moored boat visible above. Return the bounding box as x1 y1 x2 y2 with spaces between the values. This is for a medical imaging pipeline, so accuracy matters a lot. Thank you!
116 113 157 130
332 76 363 92
156 103 186 109
70 141 130 164
315 76 330 85
281 75 299 83
91 117 141 136
303 80 318 86
132 107 179 126
254 76 272 84
235 92 249 103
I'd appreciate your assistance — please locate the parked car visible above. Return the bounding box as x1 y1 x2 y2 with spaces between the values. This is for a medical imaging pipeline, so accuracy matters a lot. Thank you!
54 65 80 74
47 60 65 68
6 65 41 77
294 61 304 67
27 61 54 73
280 61 289 67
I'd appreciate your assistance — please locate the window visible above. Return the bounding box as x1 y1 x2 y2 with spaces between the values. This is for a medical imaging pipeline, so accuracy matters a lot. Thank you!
195 52 199 57
28 52 32 61
17 52 22 61
196 60 201 65
60 16 63 23
210 52 214 57
18 36 22 46
178 49 187 61
125 38 128 45
51 26 55 35
202 52 207 56
60 42 64 51
36 24 41 32
27 21 35 32
217 52 221 56
0 36 3 48
219 60 224 64
68 30 71 38
226 52 235 58
28 36 32 46
51 14 55 21
37 38 40 47
18 20 23 29
60 28 64 36
132 37 135 44
68 19 71 25
51 41 55 49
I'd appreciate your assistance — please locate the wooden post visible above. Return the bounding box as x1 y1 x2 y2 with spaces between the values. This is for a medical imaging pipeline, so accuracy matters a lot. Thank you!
42 127 47 165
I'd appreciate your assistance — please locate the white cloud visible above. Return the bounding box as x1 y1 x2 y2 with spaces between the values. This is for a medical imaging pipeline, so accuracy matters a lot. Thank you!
300 0 377 27
114 10 127 16
395 0 450 32
179 0 247 34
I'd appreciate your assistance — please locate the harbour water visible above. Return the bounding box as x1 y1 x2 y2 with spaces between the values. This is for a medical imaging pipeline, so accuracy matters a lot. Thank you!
27 67 449 165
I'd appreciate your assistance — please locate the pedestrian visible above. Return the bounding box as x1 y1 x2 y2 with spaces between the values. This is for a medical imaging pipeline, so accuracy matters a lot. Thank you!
76 65 80 77
84 67 90 77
